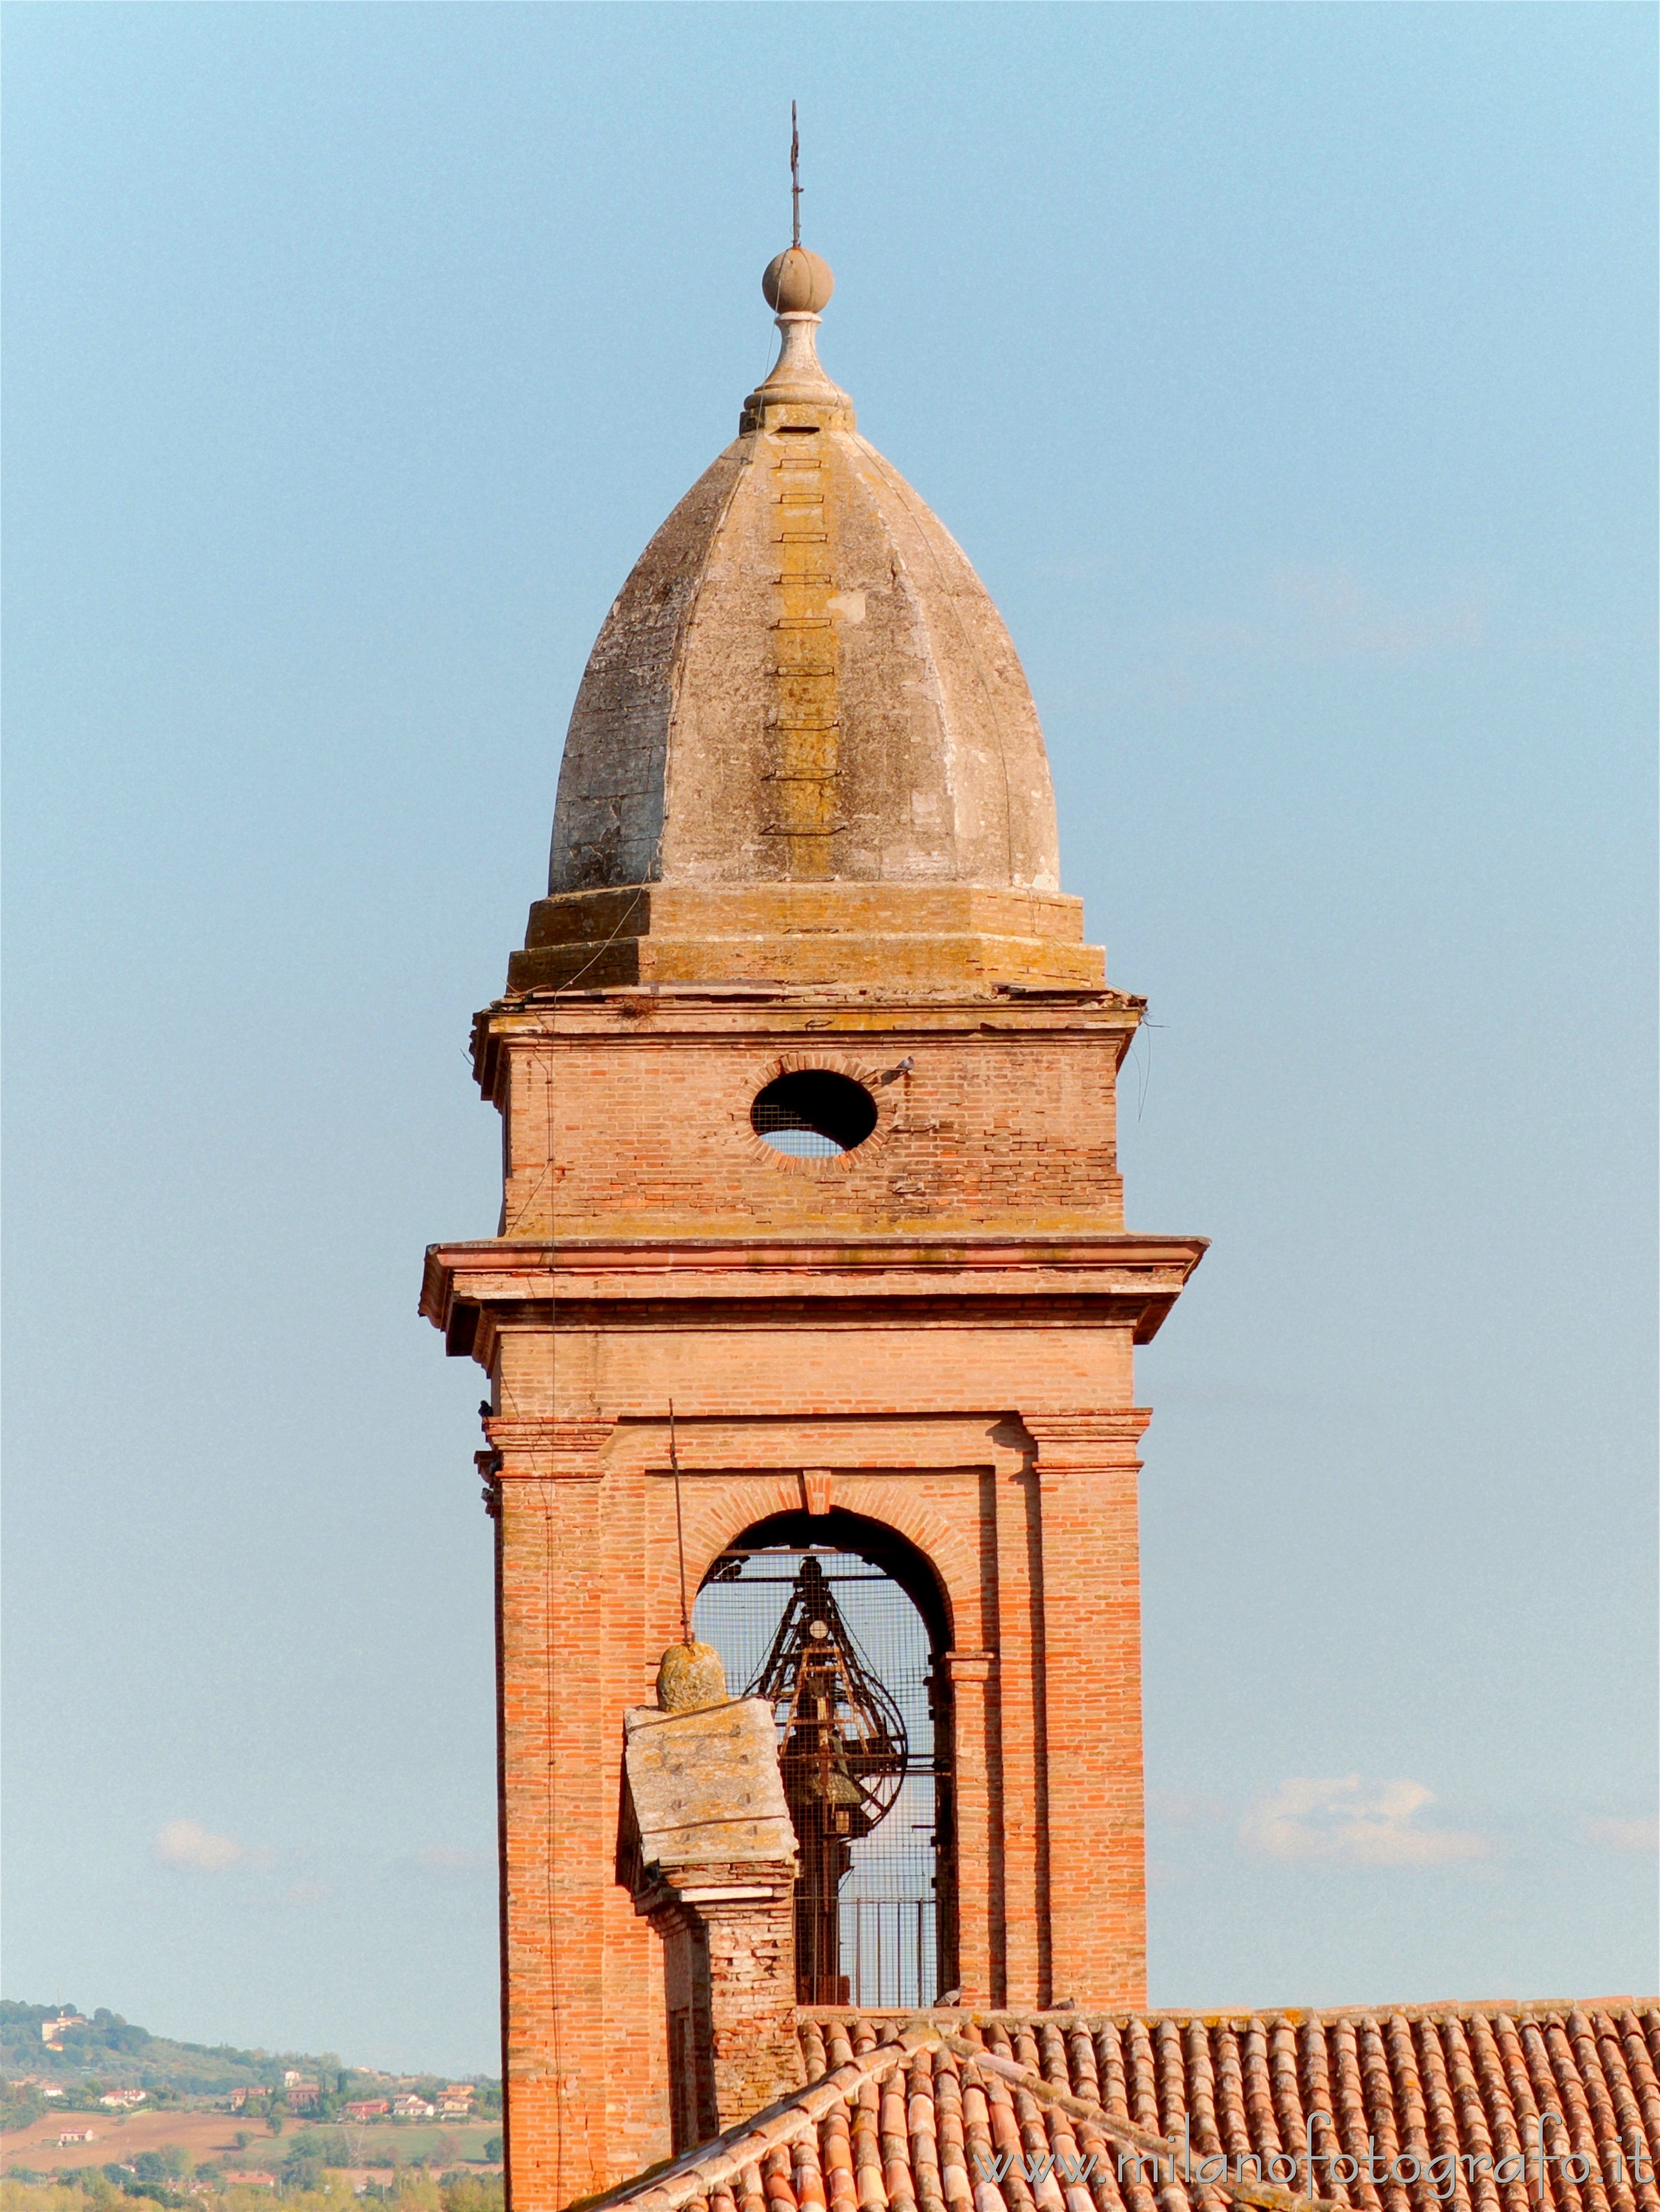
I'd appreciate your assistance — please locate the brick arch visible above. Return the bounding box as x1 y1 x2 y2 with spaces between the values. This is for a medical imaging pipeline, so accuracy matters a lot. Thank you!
682 1488 967 2007
682 1487 973 1654
679 1477 801 1595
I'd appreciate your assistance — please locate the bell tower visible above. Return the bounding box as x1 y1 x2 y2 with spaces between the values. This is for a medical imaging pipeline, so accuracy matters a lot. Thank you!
422 234 1205 2207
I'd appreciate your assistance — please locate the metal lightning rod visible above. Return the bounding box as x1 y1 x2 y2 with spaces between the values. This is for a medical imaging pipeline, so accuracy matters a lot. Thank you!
790 101 802 248
668 1400 692 1645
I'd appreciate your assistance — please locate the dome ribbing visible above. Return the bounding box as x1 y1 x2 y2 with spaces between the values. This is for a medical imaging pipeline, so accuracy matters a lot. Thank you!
547 260 1061 900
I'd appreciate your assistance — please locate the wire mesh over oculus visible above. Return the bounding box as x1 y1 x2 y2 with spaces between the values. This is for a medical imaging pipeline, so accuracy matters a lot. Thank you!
751 1071 877 1158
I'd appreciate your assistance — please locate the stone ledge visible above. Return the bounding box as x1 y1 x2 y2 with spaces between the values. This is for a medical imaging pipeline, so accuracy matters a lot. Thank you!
511 883 1104 992
508 933 1104 992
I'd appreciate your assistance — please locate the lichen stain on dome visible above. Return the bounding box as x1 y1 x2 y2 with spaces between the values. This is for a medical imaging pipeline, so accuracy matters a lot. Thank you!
548 262 1061 900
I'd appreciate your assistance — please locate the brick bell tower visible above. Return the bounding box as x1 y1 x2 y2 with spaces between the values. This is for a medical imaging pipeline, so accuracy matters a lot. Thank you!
421 233 1205 2206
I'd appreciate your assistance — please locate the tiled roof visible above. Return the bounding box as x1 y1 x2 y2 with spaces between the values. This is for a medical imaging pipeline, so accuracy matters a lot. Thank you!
588 2002 1659 2212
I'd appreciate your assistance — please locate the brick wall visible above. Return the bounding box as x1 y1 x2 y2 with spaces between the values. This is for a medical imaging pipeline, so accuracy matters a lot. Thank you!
490 998 1132 1242
432 978 1205 2209
649 1893 804 2150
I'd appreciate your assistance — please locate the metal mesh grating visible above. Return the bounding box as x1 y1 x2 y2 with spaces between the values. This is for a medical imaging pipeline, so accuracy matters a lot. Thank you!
750 1072 876 1157
751 1103 846 1158
696 1546 945 2007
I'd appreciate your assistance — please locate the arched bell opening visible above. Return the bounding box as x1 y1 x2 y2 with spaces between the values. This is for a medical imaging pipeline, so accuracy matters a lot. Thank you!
694 1508 957 2010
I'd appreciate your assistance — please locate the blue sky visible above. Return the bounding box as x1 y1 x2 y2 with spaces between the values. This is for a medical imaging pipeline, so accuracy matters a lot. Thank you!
4 4 1654 2071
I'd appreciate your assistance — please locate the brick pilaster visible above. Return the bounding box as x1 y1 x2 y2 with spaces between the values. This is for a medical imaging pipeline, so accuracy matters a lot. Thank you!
1027 1410 1151 2008
942 1650 996 2004
494 1420 640 2209
992 1466 1046 2007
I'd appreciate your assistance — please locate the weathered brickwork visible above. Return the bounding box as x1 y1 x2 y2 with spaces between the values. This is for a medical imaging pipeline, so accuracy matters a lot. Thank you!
426 967 1205 2210
650 1894 805 2149
486 992 1133 1243
620 1693 804 2149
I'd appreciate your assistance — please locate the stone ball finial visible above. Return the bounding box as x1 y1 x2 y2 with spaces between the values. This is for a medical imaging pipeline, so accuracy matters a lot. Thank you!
762 246 834 315
656 1640 728 1713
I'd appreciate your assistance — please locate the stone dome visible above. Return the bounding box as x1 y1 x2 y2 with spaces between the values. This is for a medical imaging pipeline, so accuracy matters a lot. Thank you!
547 265 1061 899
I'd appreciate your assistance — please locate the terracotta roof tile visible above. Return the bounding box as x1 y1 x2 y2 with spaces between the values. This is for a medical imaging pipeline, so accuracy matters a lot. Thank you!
590 2006 1659 2212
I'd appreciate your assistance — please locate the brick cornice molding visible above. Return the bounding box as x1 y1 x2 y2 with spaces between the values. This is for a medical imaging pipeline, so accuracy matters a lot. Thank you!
470 981 1147 1090
1026 1408 1153 1470
422 1235 1207 1353
485 1416 613 1480
431 1233 1205 1277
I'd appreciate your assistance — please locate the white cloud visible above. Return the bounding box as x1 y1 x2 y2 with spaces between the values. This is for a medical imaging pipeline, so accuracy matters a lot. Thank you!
1127 567 1489 692
1585 1817 1658 1854
1268 565 1487 661
1239 1776 1489 1868
1149 1790 1231 1825
154 1818 248 1873
414 1845 494 1878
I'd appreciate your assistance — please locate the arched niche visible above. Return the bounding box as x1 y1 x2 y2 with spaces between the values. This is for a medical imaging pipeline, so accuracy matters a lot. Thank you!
711 1506 952 1651
693 1506 957 2008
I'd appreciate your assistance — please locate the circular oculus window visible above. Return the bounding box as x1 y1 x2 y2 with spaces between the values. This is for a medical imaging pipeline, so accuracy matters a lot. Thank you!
751 1070 878 1158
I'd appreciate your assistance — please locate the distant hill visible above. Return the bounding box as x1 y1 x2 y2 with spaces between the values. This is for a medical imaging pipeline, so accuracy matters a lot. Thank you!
1 2002 498 2098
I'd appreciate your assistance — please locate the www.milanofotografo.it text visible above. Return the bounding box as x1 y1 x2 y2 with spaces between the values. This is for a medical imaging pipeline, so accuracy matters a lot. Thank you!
968 2113 1655 2199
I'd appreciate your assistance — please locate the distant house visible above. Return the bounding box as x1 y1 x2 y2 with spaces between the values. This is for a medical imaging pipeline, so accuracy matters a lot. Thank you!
229 2088 262 2113
42 2086 65 2100
343 2100 389 2122
285 2080 321 2113
56 2130 97 2146
391 2096 435 2119
436 2088 474 2117
100 2089 147 2110
40 2016 88 2049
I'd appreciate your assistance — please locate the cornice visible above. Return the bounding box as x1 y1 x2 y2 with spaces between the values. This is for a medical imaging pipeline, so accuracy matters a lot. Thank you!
428 1231 1205 1272
422 1232 1206 1302
469 987 1144 1092
1026 1408 1155 1468
421 1232 1206 1360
